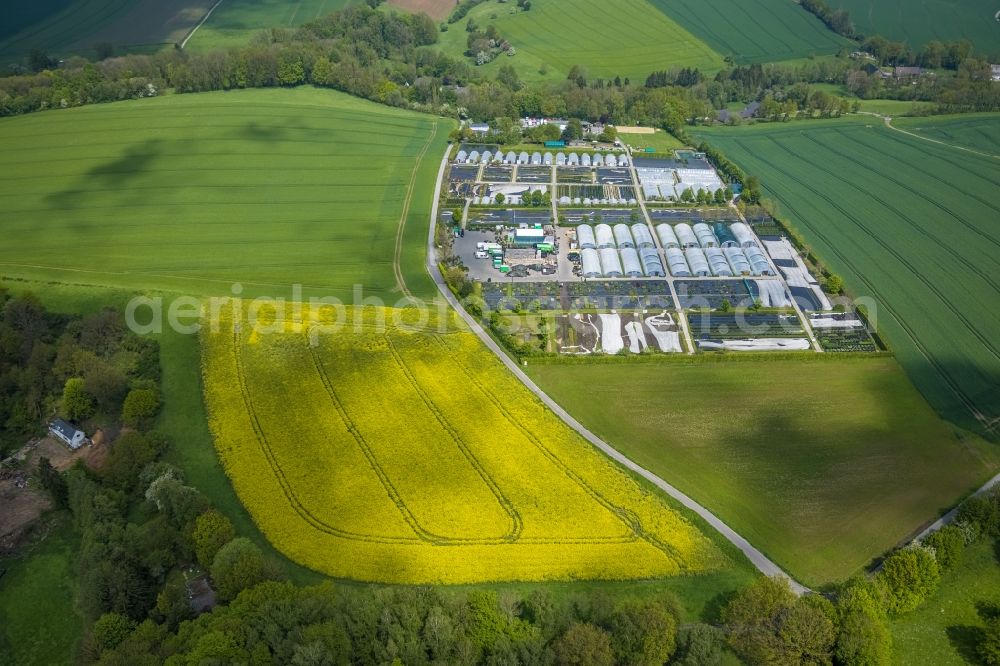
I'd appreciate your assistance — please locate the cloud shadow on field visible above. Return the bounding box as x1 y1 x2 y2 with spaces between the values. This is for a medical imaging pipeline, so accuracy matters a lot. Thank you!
45 138 165 210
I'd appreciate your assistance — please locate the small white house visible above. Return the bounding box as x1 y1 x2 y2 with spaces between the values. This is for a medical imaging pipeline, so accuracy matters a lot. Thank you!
49 419 86 449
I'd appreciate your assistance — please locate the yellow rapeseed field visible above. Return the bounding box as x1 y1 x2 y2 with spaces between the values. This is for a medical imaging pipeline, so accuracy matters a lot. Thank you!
201 302 724 583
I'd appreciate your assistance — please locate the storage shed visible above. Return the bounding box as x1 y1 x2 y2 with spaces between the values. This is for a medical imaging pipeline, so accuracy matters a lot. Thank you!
631 224 654 248
656 223 680 248
581 248 602 278
674 223 699 248
599 247 623 277
595 223 615 249
613 223 634 248
576 224 597 249
684 246 710 276
665 247 691 277
693 222 720 248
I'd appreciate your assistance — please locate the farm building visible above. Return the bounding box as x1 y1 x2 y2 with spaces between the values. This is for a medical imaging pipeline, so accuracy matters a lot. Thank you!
469 123 491 134
631 224 654 248
674 223 699 248
49 419 85 449
576 224 597 249
531 152 543 165
504 151 517 164
693 223 719 248
510 228 546 247
724 247 752 275
620 248 643 277
705 247 733 277
639 248 665 277
595 223 615 249
518 151 530 164
581 153 592 166
714 223 738 247
567 152 580 165
599 247 623 277
556 152 567 165
665 247 691 276
543 152 554 166
613 223 634 248
684 247 710 276
655 223 680 248
455 150 468 163
744 244 773 276
730 222 755 248
581 248 602 277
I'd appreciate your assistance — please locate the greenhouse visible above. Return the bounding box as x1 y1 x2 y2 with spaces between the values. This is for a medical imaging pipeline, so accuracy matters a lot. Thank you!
674 223 699 248
640 249 665 277
693 223 719 248
744 244 773 276
481 151 492 164
599 247 623 277
705 247 733 277
556 152 567 165
684 247 710 277
642 184 662 200
730 222 755 248
714 222 738 247
665 248 691 276
567 152 580 165
631 224 654 248
543 152 554 166
455 150 468 163
592 154 605 167
531 152 543 165
505 151 517 164
724 247 752 275
469 150 480 164
518 151 530 164
581 153 592 166
613 223 634 248
595 223 615 249
581 248 602 278
619 248 643 277
656 223 680 248
576 224 597 250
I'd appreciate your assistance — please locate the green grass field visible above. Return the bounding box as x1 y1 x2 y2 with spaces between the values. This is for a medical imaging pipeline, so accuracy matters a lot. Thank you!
620 128 687 153
692 117 1000 438
890 538 1000 665
527 356 1000 586
187 0 357 51
830 0 1000 56
0 517 83 665
0 86 448 302
894 113 1000 157
436 0 724 82
648 0 853 63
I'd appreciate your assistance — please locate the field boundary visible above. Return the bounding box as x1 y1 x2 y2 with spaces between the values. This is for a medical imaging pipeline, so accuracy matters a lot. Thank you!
393 121 438 298
424 146 810 593
180 0 225 49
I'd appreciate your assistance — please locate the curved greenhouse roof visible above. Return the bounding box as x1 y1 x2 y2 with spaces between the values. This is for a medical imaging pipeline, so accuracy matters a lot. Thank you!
705 247 733 277
556 152 567 165
675 223 699 248
685 246 710 276
581 248 602 278
531 152 543 165
567 152 579 165
469 150 480 163
581 153 592 166
665 247 690 276
693 223 719 248
505 151 517 164
656 223 680 248
595 223 615 249
744 244 772 276
731 222 755 248
456 150 468 163
613 223 634 248
724 247 752 275
714 222 738 247
518 151 530 164
631 224 654 248
592 154 605 167
599 247 623 276
577 224 597 249
620 248 642 277
543 152 553 165
481 151 492 164
639 249 664 277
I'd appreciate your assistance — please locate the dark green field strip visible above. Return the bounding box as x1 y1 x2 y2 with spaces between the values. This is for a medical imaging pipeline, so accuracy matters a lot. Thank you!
649 0 850 63
895 114 1000 157
0 0 77 40
0 0 137 58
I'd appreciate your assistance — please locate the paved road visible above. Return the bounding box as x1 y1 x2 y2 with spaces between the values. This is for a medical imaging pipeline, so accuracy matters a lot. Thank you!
425 146 810 595
910 471 1000 544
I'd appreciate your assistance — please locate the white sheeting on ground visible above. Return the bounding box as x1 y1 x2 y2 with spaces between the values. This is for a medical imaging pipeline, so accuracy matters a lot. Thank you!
755 280 792 308
810 317 864 329
644 313 682 352
697 338 811 351
598 314 623 353
625 321 648 353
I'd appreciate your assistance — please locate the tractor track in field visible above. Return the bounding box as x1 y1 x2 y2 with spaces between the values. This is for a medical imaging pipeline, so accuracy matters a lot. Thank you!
393 121 438 299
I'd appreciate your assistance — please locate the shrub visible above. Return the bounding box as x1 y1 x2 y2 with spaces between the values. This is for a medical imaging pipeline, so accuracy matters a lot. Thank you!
211 538 268 602
877 546 940 614
193 509 236 568
122 388 160 427
923 525 965 571
62 376 94 421
554 623 614 666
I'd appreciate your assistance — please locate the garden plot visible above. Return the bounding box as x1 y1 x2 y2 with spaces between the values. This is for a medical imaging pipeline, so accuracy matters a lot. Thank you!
482 165 514 182
516 166 554 183
597 168 634 185
449 165 480 182
559 209 642 226
554 311 682 354
811 312 879 353
480 282 562 311
567 281 673 310
557 167 596 184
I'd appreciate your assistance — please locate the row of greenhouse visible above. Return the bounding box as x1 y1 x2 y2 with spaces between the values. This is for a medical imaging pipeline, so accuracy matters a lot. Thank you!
581 247 665 278
655 222 756 250
665 246 772 277
455 150 628 167
576 223 655 251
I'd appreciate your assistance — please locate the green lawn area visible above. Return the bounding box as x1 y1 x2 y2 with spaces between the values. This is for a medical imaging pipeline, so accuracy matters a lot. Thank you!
830 0 1000 57
894 113 1000 157
0 86 449 303
435 0 724 83
692 117 1000 438
0 517 83 665
891 538 1000 665
527 356 1000 587
620 128 686 154
186 0 358 51
648 0 853 64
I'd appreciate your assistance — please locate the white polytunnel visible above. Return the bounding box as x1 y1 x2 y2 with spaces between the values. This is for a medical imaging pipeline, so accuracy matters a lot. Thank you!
693 222 719 248
665 247 691 276
724 246 752 275
705 247 733 277
556 152 567 165
656 223 680 248
595 223 615 249
581 248 602 278
531 152 542 165
543 152 553 165
613 223 635 248
744 244 773 276
468 150 480 164
576 224 597 249
567 152 580 165
592 153 605 167
455 150 468 163
674 223 699 248
581 153 592 166
481 151 492 164
640 248 665 277
599 247 623 276
505 150 517 164
730 222 755 248
631 224 655 248
684 246 710 276
619 248 643 277
518 151 530 164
